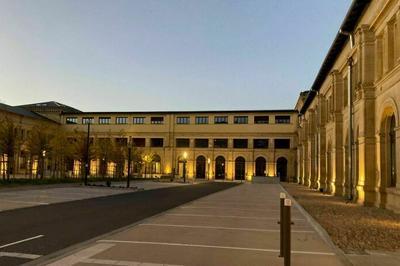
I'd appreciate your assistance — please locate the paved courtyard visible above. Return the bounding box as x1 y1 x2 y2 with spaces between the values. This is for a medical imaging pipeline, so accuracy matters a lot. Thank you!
46 183 344 266
0 181 185 212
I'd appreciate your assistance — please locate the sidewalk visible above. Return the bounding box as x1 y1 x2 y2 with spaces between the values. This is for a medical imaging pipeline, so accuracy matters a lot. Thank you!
42 183 344 266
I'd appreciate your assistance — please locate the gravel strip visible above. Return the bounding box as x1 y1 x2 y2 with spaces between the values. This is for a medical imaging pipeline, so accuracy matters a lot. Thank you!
282 183 400 253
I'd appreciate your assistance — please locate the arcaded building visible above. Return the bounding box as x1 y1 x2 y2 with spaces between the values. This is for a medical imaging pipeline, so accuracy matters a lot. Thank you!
297 0 400 212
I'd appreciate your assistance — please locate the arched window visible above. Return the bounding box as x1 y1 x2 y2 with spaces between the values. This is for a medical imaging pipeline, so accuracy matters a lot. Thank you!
255 157 266 176
235 157 245 180
389 115 397 187
215 156 225 179
196 156 206 179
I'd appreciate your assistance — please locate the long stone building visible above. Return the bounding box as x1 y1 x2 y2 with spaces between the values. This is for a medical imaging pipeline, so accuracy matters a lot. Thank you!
1 0 400 213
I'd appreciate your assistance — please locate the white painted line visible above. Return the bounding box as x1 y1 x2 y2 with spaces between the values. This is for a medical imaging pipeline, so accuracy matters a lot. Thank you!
0 251 41 259
47 243 115 266
98 240 335 256
165 213 305 221
139 223 315 233
181 206 296 212
0 199 49 205
0 235 44 249
82 258 183 266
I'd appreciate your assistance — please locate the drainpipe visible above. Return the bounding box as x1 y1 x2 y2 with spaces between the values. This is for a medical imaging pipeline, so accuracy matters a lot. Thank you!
340 29 354 201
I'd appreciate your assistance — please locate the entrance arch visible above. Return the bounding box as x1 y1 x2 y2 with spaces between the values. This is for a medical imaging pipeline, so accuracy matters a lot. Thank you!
276 157 288 181
255 157 266 176
235 157 245 180
196 156 206 179
215 156 225 180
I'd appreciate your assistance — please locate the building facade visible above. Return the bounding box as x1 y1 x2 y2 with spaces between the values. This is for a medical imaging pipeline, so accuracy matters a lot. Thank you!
297 0 400 212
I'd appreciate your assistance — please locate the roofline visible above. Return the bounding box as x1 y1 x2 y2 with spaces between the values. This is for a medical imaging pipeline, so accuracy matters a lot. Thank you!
300 0 371 114
62 109 299 116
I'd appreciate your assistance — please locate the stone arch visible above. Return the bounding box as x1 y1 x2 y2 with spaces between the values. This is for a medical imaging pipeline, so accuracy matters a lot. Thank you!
215 156 226 180
255 156 267 176
196 155 206 179
234 156 246 180
151 154 161 175
276 157 288 181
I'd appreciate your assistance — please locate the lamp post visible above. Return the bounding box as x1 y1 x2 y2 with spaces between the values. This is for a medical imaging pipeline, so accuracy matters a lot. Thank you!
183 152 187 183
42 150 46 179
127 139 132 188
207 158 211 180
84 121 91 186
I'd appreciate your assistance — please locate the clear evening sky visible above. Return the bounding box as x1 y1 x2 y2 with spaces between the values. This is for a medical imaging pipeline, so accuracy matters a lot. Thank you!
0 0 351 112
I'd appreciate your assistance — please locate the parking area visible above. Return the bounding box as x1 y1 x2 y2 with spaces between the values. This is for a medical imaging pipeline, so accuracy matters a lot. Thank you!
46 183 344 266
0 181 185 212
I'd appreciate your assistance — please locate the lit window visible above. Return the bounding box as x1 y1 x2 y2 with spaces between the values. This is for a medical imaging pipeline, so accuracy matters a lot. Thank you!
195 116 208 124
176 117 190 124
66 117 77 124
151 117 164 124
234 116 248 124
82 117 94 124
116 117 127 124
133 117 145 124
275 116 291 124
99 117 111 124
214 116 228 124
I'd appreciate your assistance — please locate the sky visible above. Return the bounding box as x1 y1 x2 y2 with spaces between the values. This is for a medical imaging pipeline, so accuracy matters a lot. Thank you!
0 0 351 112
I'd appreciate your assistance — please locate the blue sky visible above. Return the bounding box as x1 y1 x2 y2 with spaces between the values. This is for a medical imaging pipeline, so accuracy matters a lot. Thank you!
0 0 351 111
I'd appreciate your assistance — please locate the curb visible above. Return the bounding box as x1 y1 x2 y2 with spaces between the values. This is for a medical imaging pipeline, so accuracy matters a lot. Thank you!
279 183 353 266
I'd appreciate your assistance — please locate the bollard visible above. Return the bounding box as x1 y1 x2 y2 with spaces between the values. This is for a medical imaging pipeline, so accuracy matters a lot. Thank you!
283 198 292 266
279 192 286 257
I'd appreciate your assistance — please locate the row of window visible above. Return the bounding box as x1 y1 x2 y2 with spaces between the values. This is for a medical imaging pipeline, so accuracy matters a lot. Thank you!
66 115 291 125
129 138 290 149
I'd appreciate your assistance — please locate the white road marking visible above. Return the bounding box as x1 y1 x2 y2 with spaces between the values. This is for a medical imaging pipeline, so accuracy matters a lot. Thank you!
0 235 44 249
0 251 41 259
165 213 305 221
139 223 315 233
82 258 183 266
47 243 115 266
180 206 299 212
98 240 335 256
0 199 49 205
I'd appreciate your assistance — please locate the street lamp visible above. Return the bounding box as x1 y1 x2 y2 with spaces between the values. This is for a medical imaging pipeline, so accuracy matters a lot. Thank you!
127 139 132 188
84 121 91 186
207 158 211 180
183 152 188 183
42 150 46 179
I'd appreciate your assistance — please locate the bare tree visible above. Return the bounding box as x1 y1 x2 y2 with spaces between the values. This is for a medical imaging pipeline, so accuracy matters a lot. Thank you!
0 116 22 180
25 123 51 179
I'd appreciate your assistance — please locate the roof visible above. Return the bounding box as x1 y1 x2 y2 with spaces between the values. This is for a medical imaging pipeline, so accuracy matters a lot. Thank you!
299 0 371 114
0 103 56 122
63 109 298 116
18 101 82 113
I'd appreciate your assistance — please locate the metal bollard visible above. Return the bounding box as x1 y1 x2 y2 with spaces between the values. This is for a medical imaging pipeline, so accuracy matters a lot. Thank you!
279 192 286 257
283 198 292 266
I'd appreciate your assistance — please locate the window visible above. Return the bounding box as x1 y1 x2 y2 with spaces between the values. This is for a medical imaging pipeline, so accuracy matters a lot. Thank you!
176 117 190 124
116 117 128 124
195 116 208 124
151 138 164 147
214 116 228 124
233 139 248 149
115 138 128 146
195 139 209 148
151 117 164 124
82 117 94 124
176 138 190 147
66 117 77 124
254 116 269 124
214 139 228 148
254 139 268 149
275 115 291 124
99 117 111 124
274 139 290 149
133 117 145 124
132 138 146 147
234 116 248 124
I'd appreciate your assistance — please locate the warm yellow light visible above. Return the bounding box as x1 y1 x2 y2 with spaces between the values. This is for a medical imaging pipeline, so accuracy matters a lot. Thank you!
183 152 188 159
207 158 211 164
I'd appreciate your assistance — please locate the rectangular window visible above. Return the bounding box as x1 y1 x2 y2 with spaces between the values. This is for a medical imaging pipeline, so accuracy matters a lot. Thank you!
99 117 111 124
116 117 128 124
133 117 145 124
253 139 268 149
274 139 290 149
195 138 209 148
151 138 164 147
233 139 248 148
151 117 164 124
132 138 146 147
176 138 190 147
213 139 228 148
176 117 190 124
254 116 269 124
115 138 128 146
66 117 77 124
275 115 291 124
214 116 228 124
234 116 248 124
82 117 94 124
195 116 209 124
